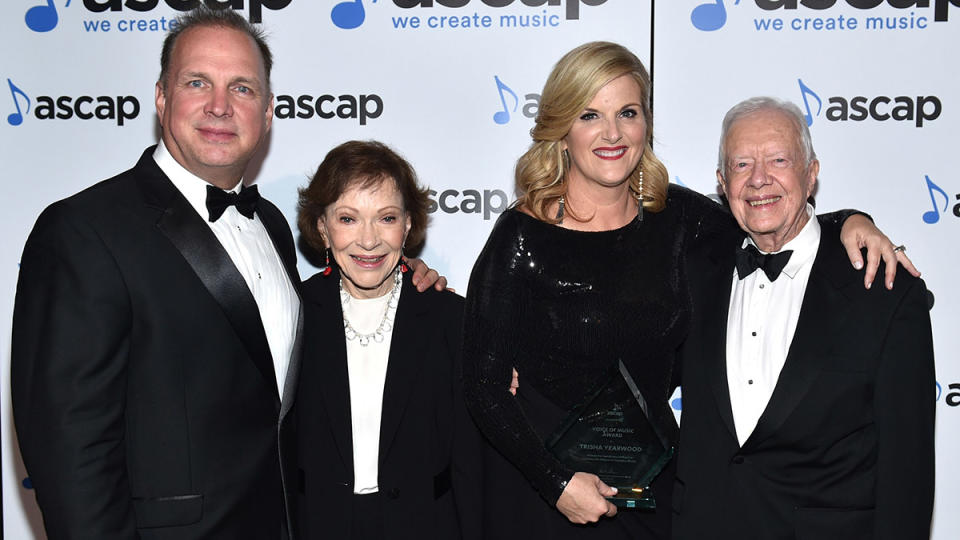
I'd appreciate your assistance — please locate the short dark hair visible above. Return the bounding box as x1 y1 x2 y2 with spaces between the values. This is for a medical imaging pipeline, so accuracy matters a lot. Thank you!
298 141 430 255
159 5 273 89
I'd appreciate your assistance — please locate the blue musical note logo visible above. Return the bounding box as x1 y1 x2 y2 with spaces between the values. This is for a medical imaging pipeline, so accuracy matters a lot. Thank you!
25 0 71 33
921 175 949 224
331 0 376 29
797 78 822 127
691 0 739 31
7 79 31 126
492 76 519 125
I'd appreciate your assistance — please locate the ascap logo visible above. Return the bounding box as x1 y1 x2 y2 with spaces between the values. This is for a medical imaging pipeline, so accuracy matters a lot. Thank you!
427 188 509 220
938 381 960 406
490 76 540 125
273 93 383 125
6 79 141 127
920 175 959 224
332 0 606 31
82 0 291 23
797 79 941 128
25 0 291 32
691 0 957 32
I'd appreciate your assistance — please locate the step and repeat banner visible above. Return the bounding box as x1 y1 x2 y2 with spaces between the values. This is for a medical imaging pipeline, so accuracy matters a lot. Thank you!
1 0 956 538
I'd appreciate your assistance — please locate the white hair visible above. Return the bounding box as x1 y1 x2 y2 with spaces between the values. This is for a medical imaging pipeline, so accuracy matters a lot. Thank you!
717 96 817 178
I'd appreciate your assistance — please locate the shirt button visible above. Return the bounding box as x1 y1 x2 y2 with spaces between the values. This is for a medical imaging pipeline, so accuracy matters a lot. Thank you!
759 283 765 289
732 456 745 465
747 379 754 385
751 331 757 337
387 488 400 499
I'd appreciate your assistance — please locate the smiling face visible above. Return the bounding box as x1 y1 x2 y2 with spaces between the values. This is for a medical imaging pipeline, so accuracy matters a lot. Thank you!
155 25 273 188
318 180 411 299
718 108 819 252
562 74 647 192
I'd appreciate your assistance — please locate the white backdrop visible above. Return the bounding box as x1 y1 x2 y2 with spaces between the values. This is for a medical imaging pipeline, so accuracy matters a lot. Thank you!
1 1 956 538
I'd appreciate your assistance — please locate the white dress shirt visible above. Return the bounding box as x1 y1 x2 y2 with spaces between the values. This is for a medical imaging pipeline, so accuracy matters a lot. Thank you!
726 204 820 446
153 141 299 394
342 280 402 494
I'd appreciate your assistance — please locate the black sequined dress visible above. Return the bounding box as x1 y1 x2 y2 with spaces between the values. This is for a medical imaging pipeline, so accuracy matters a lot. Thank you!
462 185 729 540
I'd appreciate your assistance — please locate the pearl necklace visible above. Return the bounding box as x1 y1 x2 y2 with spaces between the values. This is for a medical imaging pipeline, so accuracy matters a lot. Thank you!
340 268 402 347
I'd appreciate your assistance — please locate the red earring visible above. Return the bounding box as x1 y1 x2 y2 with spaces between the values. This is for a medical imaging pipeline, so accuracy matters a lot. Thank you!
321 248 332 276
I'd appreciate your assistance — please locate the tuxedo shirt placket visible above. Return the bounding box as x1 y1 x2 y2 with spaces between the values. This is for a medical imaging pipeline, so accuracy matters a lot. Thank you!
726 205 820 446
153 142 299 394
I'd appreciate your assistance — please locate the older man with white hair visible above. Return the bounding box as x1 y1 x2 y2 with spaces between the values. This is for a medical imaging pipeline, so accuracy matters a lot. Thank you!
672 97 935 540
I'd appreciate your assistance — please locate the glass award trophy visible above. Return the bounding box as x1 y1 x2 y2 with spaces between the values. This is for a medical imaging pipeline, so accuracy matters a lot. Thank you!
546 360 675 509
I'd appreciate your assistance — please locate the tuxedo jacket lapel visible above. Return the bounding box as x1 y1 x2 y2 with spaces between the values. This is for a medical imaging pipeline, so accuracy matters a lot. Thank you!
135 152 279 397
741 229 858 450
378 272 428 465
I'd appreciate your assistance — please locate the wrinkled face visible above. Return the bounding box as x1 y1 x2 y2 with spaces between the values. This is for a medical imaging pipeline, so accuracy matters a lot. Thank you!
562 74 647 191
718 109 819 252
155 25 273 188
318 181 411 299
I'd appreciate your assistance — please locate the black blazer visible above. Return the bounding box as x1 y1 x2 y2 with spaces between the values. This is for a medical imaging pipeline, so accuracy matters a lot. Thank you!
12 147 302 540
295 267 481 540
672 219 935 540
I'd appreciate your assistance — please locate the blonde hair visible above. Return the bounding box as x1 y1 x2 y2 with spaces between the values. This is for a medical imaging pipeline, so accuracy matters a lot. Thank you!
515 41 668 223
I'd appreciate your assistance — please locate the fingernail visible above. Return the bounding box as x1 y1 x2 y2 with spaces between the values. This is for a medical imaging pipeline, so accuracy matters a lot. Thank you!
866 281 872 289
887 281 894 290
854 261 863 270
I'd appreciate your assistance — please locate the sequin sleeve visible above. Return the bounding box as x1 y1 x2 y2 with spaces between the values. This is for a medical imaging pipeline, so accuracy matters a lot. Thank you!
461 211 574 506
666 184 738 248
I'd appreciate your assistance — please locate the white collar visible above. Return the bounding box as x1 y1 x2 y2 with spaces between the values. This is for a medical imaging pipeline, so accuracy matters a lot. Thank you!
742 203 820 280
152 140 244 221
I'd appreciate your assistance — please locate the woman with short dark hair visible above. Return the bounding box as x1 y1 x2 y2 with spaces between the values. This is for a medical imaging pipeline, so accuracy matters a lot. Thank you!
295 140 479 540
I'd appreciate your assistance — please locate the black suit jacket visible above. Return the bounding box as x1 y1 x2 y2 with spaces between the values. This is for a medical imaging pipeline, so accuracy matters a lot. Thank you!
295 268 481 540
673 219 935 540
12 147 302 540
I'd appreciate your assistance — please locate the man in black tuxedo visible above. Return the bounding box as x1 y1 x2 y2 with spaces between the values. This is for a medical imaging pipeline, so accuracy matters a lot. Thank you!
10 7 445 539
672 97 935 540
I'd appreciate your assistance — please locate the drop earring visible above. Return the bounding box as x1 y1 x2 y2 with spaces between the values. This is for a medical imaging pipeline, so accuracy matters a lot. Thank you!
320 248 332 276
635 169 644 222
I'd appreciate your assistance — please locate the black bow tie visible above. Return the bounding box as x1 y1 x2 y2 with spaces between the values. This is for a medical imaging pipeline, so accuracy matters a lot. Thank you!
206 184 259 222
735 243 793 282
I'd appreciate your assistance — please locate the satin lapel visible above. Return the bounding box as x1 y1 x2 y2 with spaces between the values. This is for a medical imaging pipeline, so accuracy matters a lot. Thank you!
280 304 303 422
703 240 739 443
378 273 428 465
308 272 354 471
135 150 279 396
741 231 856 450
257 202 303 419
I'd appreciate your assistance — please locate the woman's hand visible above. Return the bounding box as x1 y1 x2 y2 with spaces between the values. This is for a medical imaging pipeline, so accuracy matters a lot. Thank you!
840 214 920 290
555 472 618 524
509 368 519 396
405 257 449 292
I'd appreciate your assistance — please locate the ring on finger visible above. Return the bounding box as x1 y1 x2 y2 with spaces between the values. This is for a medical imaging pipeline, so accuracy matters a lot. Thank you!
893 245 906 253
